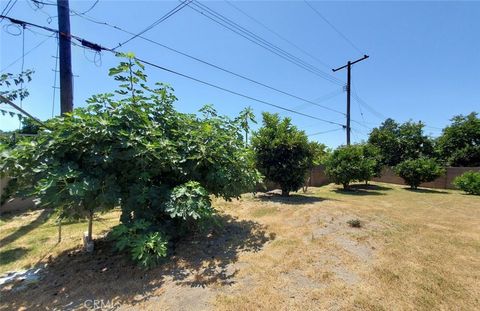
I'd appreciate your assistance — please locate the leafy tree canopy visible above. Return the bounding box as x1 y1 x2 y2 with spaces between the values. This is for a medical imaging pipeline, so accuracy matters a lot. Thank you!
1 55 261 258
368 118 435 166
251 112 314 196
324 144 379 189
437 112 480 167
394 157 444 189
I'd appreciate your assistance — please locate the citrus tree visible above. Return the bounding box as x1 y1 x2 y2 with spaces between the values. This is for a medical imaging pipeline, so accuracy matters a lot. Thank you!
394 157 444 189
251 112 314 196
324 144 379 190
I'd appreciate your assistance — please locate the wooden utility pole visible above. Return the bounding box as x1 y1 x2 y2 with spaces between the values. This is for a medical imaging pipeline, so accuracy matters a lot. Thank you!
57 0 73 113
332 55 369 145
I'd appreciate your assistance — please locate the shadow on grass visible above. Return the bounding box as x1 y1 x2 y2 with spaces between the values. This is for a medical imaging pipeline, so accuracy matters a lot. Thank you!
0 247 30 265
404 188 449 194
0 214 273 310
0 209 53 248
350 184 392 191
256 192 327 205
332 186 386 196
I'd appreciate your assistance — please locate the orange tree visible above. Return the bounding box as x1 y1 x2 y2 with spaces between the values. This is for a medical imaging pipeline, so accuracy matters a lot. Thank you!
251 112 314 196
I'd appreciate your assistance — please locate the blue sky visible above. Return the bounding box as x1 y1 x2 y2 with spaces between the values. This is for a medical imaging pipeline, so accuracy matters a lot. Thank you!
1 0 479 147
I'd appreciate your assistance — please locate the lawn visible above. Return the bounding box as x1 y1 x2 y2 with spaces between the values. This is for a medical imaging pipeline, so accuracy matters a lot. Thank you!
1 182 479 310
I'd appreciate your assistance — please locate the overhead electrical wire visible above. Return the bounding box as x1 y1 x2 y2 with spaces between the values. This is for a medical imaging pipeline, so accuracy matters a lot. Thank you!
223 0 332 71
351 89 387 121
186 0 344 86
79 0 99 15
0 15 347 128
303 0 364 55
57 9 348 116
56 3 377 123
51 33 59 117
1 0 17 20
292 88 344 111
20 23 25 109
135 56 346 127
0 33 55 72
308 127 344 136
0 1 13 20
113 0 191 50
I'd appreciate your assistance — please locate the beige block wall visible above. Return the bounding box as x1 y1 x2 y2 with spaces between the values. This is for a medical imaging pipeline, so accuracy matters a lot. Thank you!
1 176 37 213
309 165 480 190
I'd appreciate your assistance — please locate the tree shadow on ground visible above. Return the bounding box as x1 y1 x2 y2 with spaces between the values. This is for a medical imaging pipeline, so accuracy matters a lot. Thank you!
332 185 386 196
0 247 30 265
350 184 392 191
0 209 52 248
0 214 273 310
404 188 449 194
256 192 327 205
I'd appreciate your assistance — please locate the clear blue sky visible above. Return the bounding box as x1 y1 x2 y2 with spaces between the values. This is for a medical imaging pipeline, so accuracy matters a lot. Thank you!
1 0 479 147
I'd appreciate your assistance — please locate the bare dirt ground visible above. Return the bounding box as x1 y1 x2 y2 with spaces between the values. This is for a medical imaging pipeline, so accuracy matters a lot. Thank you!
1 182 479 310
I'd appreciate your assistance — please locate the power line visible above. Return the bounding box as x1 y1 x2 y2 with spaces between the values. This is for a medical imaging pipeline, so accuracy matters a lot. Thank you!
187 0 344 86
61 10 348 116
51 33 59 117
0 15 347 128
224 0 332 71
0 33 55 72
308 127 344 136
292 88 344 111
0 1 13 20
20 22 25 110
303 0 364 55
79 0 99 15
134 56 346 127
4 0 17 16
113 0 191 50
351 89 387 121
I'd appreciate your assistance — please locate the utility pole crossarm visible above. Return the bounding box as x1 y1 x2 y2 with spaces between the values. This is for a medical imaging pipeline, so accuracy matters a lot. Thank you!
331 54 369 145
332 55 369 72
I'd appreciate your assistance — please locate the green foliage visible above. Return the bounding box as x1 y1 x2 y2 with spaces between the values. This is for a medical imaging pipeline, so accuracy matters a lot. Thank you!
0 178 17 206
347 219 362 228
0 55 261 259
437 112 480 167
324 144 378 189
251 112 313 196
165 181 213 220
369 118 435 166
0 70 34 102
394 157 444 189
235 106 256 146
309 141 329 166
110 220 168 268
362 144 383 180
453 171 480 195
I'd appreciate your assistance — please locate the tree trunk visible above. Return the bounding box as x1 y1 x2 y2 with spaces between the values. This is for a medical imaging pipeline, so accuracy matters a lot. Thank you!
281 189 289 197
84 211 95 252
343 183 349 190
87 211 93 242
57 219 62 243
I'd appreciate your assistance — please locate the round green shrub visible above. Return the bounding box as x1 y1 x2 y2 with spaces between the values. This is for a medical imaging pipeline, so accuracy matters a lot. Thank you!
395 157 444 189
453 171 480 195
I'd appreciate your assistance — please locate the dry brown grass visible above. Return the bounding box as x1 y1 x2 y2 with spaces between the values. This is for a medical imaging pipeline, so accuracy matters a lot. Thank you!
1 182 479 310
